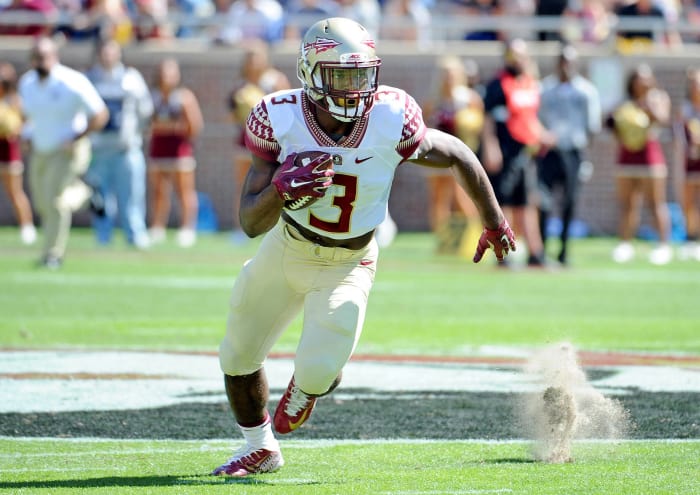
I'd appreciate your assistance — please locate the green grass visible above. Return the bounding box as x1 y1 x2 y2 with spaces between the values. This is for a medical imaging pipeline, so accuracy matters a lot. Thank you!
1 227 699 354
2 227 699 495
1 438 699 495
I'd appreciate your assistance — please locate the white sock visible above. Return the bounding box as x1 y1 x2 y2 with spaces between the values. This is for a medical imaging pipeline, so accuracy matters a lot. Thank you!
239 413 279 451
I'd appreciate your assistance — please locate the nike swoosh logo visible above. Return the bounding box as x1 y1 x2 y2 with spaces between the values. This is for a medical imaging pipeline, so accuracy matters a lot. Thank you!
355 156 373 164
288 409 311 430
290 178 314 188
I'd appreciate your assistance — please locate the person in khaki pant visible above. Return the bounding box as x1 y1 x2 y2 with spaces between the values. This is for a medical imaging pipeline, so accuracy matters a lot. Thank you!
19 36 108 269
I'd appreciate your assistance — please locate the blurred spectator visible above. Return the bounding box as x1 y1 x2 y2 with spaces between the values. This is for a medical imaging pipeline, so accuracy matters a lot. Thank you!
566 0 611 44
54 0 131 42
147 57 204 248
481 39 554 268
686 0 700 42
422 55 483 254
535 0 569 41
464 58 485 99
337 0 382 39
380 0 431 43
19 36 109 269
537 45 602 266
227 41 290 243
284 0 340 40
607 63 672 264
615 0 682 51
0 62 36 246
0 0 57 36
214 0 285 45
173 0 215 38
448 0 503 41
673 67 700 260
129 0 174 41
85 39 153 249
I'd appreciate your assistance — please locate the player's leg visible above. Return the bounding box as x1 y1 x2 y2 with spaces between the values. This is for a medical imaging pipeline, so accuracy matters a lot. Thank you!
0 164 35 244
682 181 698 241
274 239 378 434
690 181 700 259
644 174 672 264
116 149 149 248
613 175 641 263
42 139 91 264
173 166 198 247
148 166 171 242
558 149 582 264
87 150 114 245
214 222 305 476
536 150 558 255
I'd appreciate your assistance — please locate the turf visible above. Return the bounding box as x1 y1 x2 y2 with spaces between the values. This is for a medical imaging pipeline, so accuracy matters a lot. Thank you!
1 439 699 495
1 228 699 354
2 227 699 495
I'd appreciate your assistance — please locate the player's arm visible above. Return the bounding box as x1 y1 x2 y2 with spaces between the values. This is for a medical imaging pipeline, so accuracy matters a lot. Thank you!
411 128 503 229
181 88 204 138
410 128 515 262
239 153 285 238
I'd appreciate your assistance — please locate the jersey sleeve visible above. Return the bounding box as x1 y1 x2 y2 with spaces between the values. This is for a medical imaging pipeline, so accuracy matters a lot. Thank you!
396 93 427 160
243 99 281 162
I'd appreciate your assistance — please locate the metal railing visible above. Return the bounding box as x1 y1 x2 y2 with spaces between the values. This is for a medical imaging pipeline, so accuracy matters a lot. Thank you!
0 11 698 43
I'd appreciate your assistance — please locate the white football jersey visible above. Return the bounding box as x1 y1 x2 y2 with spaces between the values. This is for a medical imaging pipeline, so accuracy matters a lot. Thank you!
245 86 426 239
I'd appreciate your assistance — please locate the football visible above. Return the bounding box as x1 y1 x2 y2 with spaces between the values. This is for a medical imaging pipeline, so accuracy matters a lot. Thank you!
282 151 335 211
285 195 318 211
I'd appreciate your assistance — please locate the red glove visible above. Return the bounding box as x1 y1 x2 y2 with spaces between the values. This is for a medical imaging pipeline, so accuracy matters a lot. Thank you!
473 219 517 263
272 151 335 201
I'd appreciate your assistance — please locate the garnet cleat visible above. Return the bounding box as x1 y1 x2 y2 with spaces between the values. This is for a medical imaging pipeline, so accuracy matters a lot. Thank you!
211 446 283 477
273 376 317 434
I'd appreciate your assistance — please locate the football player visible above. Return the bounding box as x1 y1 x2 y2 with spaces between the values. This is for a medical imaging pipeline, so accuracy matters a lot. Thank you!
212 17 516 477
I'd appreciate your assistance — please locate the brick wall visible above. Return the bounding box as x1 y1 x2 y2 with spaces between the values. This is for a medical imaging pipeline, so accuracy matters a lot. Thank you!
1 38 695 234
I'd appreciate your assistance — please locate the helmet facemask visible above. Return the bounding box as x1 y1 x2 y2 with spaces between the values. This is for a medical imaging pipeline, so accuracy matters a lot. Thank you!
297 18 381 122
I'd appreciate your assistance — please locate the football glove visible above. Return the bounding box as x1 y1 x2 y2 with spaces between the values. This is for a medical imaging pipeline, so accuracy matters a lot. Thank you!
473 219 516 263
272 151 335 202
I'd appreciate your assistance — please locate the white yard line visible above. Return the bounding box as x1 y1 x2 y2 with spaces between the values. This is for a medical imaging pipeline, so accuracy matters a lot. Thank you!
2 437 698 447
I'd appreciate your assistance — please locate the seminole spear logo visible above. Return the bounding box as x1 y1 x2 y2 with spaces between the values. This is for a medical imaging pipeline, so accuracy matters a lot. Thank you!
304 37 341 54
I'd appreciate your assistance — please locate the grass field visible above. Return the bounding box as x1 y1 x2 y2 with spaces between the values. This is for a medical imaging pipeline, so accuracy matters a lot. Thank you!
2 228 699 354
2 439 699 495
1 227 699 494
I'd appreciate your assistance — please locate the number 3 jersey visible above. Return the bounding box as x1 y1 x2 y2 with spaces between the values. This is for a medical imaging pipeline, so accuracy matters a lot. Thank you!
245 87 426 240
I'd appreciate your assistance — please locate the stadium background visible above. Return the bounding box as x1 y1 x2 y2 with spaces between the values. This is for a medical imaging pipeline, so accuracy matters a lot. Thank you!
0 36 697 236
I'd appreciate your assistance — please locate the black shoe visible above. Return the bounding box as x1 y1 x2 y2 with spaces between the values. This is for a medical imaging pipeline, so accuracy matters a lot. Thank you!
38 255 63 270
527 254 545 267
557 250 568 266
89 189 106 218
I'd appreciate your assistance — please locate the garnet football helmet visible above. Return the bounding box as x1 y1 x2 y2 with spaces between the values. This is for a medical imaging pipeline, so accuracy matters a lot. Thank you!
297 17 381 122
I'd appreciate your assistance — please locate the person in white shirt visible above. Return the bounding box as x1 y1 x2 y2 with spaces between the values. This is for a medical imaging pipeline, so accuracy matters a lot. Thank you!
85 39 153 249
19 36 109 269
537 45 601 265
214 0 285 45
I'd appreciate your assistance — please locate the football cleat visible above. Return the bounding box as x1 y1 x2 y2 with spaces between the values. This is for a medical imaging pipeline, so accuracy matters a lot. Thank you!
273 376 317 434
211 446 284 477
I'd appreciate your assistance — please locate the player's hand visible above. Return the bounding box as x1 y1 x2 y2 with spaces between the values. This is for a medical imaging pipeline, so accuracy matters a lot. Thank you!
473 219 516 263
272 151 335 201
